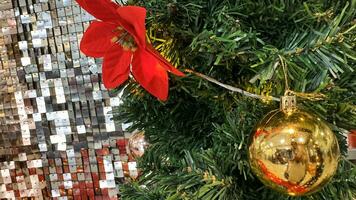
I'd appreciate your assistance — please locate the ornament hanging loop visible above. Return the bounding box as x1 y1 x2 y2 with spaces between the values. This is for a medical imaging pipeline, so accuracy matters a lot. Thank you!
279 55 297 113
280 90 297 113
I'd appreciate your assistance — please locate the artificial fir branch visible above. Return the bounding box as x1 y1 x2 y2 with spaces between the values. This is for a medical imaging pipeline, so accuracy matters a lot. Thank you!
115 0 356 199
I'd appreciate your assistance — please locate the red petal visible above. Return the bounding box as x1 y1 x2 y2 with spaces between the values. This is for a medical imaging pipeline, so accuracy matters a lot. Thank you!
80 21 117 58
102 45 132 89
132 48 169 101
116 6 146 47
76 0 120 22
146 44 185 77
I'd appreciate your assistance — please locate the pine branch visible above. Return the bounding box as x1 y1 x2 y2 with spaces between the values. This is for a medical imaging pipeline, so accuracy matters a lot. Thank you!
116 0 356 199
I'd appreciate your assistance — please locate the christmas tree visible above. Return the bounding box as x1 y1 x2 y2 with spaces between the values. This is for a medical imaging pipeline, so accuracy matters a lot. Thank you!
110 0 356 199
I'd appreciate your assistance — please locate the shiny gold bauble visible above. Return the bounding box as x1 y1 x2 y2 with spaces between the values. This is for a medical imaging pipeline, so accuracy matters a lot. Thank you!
128 131 149 159
248 109 340 196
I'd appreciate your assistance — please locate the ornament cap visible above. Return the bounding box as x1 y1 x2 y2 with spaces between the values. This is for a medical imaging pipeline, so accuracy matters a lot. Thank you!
280 92 297 113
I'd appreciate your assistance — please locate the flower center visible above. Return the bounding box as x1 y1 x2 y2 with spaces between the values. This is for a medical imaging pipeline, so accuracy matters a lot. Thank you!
111 26 138 52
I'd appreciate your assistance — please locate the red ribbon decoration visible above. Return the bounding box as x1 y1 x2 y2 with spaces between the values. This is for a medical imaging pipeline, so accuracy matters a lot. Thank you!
76 0 185 101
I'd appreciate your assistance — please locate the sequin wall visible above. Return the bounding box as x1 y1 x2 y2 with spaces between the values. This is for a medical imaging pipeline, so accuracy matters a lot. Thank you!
0 0 137 199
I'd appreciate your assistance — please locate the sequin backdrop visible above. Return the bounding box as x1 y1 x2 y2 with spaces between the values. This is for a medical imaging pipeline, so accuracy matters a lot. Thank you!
0 0 136 199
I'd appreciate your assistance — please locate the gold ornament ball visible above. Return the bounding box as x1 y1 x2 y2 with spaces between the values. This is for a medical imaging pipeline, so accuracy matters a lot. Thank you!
128 131 149 159
248 109 340 196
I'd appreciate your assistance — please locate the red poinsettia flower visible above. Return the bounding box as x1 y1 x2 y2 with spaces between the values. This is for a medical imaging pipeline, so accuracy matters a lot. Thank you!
76 0 184 100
